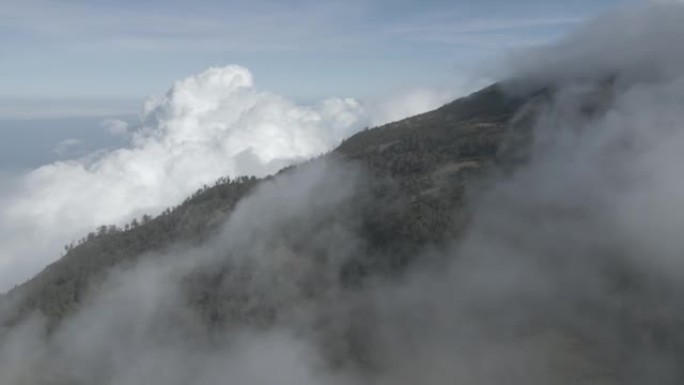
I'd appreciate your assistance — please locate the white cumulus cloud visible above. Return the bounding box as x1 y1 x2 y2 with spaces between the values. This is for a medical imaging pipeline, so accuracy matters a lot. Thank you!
0 65 463 290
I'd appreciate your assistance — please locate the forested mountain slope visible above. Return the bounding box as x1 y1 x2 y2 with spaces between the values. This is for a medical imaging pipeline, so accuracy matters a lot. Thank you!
1 83 528 328
2 80 682 385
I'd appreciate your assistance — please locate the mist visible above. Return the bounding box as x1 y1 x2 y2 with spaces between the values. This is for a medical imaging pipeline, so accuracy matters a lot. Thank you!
2 2 684 384
0 159 367 384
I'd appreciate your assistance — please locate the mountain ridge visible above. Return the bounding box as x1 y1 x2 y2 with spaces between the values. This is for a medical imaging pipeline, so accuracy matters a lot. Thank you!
1 82 529 328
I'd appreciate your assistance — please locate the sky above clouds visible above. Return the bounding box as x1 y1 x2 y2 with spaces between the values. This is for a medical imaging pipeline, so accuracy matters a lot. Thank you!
1 0 638 107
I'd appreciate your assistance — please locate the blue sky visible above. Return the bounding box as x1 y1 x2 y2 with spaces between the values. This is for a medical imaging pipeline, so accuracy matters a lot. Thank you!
1 0 638 113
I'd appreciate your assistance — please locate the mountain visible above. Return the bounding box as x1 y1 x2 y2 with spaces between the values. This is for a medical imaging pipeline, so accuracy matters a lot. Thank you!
1 84 526 327
1 81 683 384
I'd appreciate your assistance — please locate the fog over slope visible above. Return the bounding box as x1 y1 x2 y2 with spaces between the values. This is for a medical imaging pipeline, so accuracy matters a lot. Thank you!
2 2 684 384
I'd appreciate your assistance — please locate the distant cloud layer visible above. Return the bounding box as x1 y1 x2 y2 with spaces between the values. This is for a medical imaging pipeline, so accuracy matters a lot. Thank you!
0 98 138 120
0 65 461 290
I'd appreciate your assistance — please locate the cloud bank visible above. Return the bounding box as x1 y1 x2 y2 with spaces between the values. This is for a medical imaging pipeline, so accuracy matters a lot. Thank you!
0 65 461 290
503 2 684 88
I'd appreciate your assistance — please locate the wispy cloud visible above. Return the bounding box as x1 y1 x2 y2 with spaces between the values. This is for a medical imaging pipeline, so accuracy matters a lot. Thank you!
0 0 365 53
0 0 613 113
0 0 587 53
384 15 584 48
